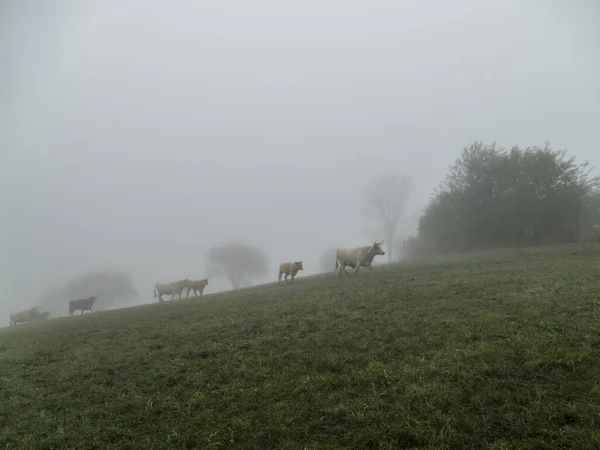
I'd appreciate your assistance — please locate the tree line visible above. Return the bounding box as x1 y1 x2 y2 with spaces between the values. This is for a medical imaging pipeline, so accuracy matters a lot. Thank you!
404 141 600 259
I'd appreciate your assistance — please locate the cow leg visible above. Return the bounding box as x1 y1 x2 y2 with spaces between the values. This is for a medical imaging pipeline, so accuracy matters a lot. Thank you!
278 271 282 285
186 288 190 299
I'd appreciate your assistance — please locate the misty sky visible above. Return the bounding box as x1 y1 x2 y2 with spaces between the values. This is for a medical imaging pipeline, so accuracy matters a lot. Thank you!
2 1 599 317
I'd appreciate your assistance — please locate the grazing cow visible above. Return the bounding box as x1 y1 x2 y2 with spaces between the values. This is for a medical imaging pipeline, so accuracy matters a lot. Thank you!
186 278 209 298
594 224 600 240
154 279 189 302
9 307 41 326
335 241 386 277
69 296 97 316
278 261 304 285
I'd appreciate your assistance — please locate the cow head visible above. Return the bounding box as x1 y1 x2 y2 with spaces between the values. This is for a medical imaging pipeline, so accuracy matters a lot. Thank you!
203 278 209 285
295 261 304 270
372 241 385 256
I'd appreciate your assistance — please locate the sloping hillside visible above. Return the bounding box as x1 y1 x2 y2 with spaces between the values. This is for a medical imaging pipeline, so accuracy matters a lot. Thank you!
2 243 600 449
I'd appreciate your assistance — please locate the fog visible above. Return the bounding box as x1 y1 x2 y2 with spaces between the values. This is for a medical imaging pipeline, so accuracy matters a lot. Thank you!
2 1 599 319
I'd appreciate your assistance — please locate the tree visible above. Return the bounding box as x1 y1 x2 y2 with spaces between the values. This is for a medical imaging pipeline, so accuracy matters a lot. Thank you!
207 241 268 290
417 141 598 253
319 247 339 273
361 173 414 263
38 270 137 317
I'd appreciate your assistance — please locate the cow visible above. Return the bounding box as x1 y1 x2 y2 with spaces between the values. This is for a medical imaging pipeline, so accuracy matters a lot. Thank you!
278 261 304 285
335 241 386 277
9 307 41 326
594 224 600 240
154 279 189 302
69 296 97 316
186 278 209 298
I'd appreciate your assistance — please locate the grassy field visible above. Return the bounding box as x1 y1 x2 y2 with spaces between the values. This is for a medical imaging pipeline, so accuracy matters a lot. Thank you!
2 243 600 449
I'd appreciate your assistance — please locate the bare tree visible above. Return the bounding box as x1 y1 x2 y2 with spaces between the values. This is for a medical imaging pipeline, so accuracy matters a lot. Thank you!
361 173 414 263
319 247 339 273
207 241 268 290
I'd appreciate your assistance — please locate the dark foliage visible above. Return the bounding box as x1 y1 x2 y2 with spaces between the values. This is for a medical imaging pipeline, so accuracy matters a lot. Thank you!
414 141 598 255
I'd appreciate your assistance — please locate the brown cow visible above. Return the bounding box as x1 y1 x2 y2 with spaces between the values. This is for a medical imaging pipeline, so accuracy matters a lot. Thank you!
278 261 304 285
69 296 97 316
335 241 385 277
186 278 209 298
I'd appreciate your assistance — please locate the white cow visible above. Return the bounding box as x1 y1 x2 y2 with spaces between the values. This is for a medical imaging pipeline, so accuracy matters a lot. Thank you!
278 261 304 285
186 278 209 298
154 279 190 302
335 241 386 277
9 307 41 326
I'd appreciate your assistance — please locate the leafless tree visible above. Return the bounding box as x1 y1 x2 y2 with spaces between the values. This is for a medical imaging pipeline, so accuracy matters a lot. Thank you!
207 241 268 290
361 173 414 263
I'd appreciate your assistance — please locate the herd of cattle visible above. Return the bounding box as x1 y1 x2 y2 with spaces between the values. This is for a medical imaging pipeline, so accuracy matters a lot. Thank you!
8 241 387 326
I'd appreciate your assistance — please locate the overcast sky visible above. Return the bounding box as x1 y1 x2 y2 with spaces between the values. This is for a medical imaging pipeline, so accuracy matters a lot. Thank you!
1 0 599 319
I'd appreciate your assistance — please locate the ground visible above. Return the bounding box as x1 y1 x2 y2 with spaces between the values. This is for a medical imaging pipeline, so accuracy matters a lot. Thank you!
2 243 600 449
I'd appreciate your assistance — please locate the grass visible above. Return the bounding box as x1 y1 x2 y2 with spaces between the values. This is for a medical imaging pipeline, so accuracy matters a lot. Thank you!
2 243 600 449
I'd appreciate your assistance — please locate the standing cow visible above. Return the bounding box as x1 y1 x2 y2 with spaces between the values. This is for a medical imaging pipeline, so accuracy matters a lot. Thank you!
278 261 304 285
9 307 41 326
186 278 209 298
154 279 189 302
335 241 386 277
69 296 97 316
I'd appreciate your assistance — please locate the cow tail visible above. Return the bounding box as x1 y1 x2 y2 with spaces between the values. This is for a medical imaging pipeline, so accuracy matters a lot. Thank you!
335 249 339 271
153 282 158 297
